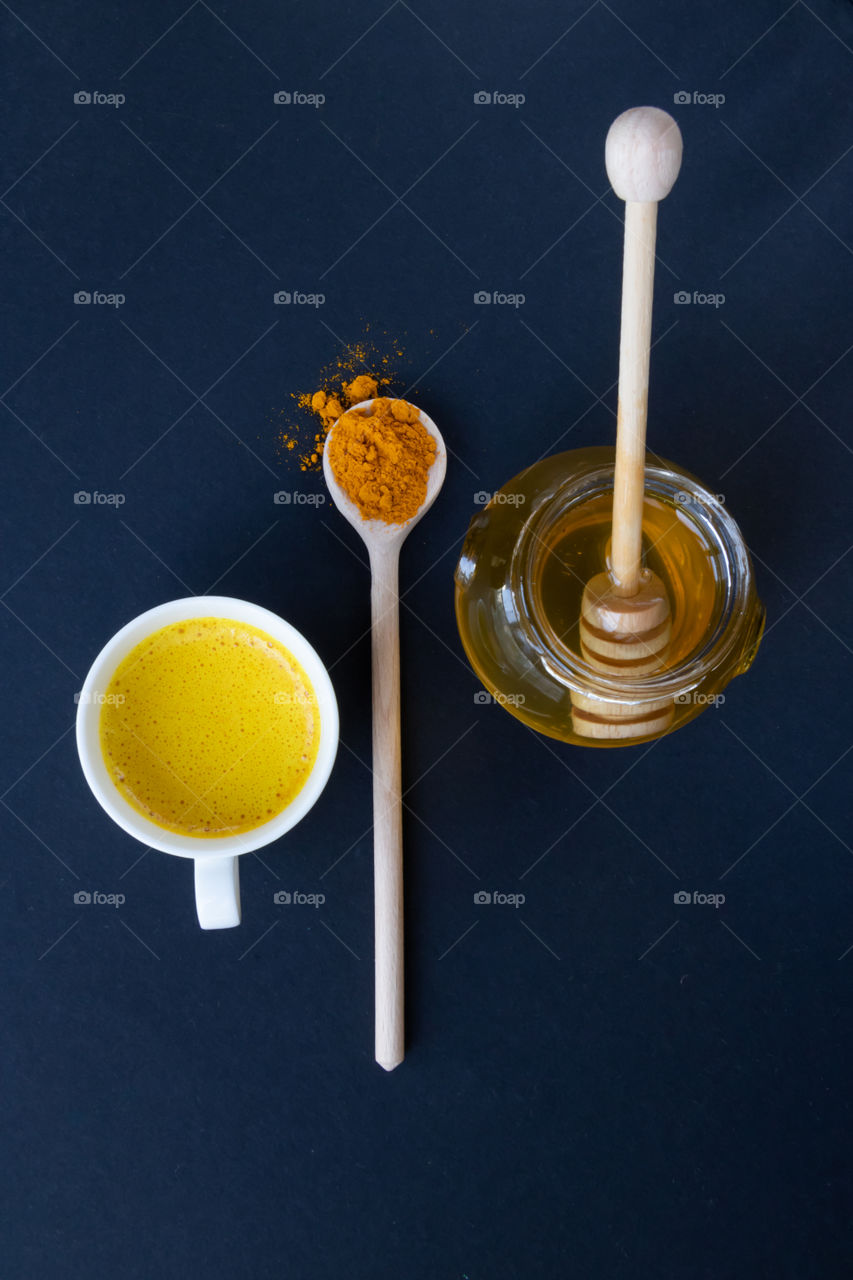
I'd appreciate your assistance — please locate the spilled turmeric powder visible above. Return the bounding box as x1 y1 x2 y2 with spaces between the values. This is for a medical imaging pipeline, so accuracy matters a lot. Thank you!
277 331 403 470
327 397 437 524
310 374 379 438
285 374 377 469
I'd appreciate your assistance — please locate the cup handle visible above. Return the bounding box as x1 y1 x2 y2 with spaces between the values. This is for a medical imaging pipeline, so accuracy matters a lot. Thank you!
194 856 241 930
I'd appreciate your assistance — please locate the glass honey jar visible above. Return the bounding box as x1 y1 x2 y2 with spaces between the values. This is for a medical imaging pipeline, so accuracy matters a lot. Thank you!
454 448 764 746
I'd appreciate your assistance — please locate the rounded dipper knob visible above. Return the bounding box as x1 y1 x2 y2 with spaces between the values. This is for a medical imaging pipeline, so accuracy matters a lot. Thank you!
605 106 683 203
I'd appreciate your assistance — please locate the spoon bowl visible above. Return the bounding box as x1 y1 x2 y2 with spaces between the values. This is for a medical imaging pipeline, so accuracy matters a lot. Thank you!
322 398 447 549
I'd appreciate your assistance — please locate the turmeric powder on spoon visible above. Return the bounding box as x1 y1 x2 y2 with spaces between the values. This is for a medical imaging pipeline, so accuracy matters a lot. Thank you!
327 397 437 525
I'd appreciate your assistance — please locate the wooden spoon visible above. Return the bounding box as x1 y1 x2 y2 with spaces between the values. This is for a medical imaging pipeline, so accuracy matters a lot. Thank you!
323 399 447 1070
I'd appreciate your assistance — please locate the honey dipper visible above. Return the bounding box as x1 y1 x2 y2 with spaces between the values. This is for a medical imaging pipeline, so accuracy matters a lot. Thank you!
571 107 683 741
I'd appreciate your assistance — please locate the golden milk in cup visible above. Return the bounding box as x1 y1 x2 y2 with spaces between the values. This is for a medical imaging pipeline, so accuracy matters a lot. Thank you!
76 597 338 928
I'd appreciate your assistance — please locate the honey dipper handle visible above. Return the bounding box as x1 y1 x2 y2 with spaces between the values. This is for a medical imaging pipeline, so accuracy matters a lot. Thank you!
611 199 658 595
605 107 682 595
369 541 405 1072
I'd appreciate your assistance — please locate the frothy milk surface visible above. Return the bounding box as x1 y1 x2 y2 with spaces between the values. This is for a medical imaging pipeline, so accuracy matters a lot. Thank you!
99 617 321 837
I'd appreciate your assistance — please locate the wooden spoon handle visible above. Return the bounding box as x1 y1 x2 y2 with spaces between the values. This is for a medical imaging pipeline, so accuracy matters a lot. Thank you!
369 543 404 1072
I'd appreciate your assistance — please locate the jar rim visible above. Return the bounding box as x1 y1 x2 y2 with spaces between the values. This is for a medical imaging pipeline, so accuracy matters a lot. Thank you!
510 460 756 701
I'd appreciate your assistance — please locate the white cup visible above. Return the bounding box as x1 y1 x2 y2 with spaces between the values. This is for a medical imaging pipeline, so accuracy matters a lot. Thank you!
76 596 339 930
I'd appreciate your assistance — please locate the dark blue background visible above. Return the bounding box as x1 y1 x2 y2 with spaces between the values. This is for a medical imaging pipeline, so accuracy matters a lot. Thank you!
3 2 852 1276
